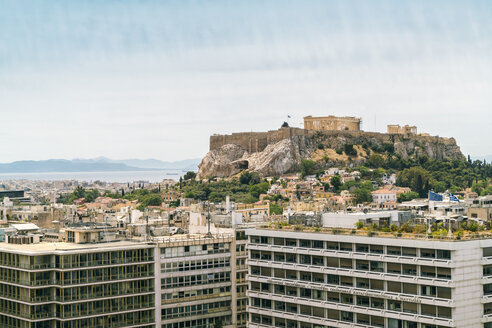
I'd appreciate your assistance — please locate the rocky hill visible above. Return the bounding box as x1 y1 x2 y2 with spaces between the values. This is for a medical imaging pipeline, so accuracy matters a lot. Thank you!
197 129 464 179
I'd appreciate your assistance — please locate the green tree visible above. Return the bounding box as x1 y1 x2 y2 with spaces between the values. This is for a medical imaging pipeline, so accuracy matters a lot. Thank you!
344 144 357 156
140 194 163 207
397 191 419 202
301 159 317 178
396 166 433 198
73 186 85 199
183 171 196 180
352 188 372 204
330 175 342 192
249 182 269 199
269 203 283 215
367 154 384 168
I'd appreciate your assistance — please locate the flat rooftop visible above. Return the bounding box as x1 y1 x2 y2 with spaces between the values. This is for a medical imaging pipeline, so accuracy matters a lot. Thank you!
0 240 154 255
255 225 492 241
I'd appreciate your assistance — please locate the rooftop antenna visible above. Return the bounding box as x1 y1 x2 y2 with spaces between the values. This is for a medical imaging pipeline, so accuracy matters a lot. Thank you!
145 210 150 241
206 202 212 237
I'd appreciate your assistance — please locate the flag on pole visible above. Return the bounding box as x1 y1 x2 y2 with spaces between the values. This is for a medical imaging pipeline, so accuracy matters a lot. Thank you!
449 193 460 202
428 191 443 201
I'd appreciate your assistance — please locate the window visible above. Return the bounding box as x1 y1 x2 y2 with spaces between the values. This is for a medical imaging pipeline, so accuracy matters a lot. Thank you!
421 285 436 297
403 283 418 295
275 301 285 311
326 257 338 268
402 264 417 276
437 249 451 260
300 255 311 265
286 253 297 263
357 313 370 325
484 265 492 276
402 247 417 257
285 239 297 247
437 267 451 279
403 302 418 314
370 279 384 291
388 300 401 311
341 293 353 304
421 304 436 317
437 287 451 299
326 242 339 250
340 258 353 269
370 245 384 254
356 278 370 289
327 292 339 302
251 236 260 244
286 303 297 313
371 298 385 309
438 306 452 318
356 244 369 253
327 274 339 285
484 247 492 258
356 260 369 271
261 299 272 309
340 276 353 286
341 311 353 322
421 249 436 259
312 256 323 266
274 238 284 246
274 284 285 295
357 296 370 307
370 261 384 272
387 246 401 256
313 240 324 249
387 262 401 274
299 240 311 248
340 243 352 252
387 281 401 293
421 266 436 278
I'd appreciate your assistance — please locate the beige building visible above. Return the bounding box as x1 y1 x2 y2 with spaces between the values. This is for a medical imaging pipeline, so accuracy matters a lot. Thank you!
303 115 361 131
388 124 417 135
468 195 492 221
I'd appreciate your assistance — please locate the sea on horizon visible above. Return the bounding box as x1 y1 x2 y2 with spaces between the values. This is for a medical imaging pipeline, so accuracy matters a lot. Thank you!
0 170 185 183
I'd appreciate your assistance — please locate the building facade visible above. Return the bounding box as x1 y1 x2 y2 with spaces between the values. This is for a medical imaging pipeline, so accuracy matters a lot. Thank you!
155 234 239 328
303 116 361 132
246 228 492 328
0 240 156 328
387 125 418 135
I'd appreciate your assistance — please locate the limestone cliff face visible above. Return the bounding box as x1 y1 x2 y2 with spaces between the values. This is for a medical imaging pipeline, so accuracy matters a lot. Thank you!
197 130 464 179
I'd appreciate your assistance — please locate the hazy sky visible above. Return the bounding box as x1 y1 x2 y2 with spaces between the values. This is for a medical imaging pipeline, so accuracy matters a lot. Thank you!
1 0 491 162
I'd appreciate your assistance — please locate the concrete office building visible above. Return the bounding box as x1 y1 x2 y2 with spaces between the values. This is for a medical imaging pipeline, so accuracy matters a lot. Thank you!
246 228 492 328
0 234 156 328
0 225 248 328
156 234 237 328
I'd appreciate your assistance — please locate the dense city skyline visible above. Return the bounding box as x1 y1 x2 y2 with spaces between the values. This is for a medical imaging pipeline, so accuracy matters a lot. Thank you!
1 0 491 162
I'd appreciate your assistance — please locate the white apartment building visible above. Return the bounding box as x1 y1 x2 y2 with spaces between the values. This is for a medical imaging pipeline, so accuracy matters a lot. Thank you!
246 228 492 328
372 190 398 204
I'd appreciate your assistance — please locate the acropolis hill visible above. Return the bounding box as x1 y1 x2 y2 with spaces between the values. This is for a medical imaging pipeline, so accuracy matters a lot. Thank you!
198 115 464 179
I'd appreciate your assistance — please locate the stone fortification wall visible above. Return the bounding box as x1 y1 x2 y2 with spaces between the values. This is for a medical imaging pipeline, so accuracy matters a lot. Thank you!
209 128 463 160
209 127 311 152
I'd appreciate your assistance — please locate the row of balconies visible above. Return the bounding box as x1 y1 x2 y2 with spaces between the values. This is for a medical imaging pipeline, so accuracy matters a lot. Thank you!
248 259 454 288
248 274 453 307
248 243 452 268
0 288 154 305
247 293 454 327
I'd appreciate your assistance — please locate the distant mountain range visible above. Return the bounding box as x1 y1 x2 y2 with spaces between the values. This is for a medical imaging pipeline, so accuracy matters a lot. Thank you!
0 157 201 173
